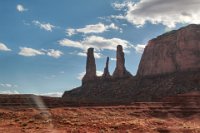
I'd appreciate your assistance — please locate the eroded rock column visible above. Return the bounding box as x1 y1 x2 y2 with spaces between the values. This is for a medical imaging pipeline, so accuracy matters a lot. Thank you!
113 45 132 78
102 57 111 79
82 48 96 84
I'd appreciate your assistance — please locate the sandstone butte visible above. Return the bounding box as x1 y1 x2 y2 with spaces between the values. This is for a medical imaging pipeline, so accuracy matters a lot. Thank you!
62 24 200 103
137 24 200 76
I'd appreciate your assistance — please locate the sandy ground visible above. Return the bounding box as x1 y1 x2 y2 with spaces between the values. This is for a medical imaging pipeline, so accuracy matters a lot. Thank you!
0 106 200 133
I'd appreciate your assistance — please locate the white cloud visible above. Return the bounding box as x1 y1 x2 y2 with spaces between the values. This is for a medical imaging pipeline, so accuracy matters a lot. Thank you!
0 90 62 97
112 2 127 10
19 47 63 58
32 20 55 32
59 39 83 49
59 35 132 52
16 4 27 12
19 47 45 57
38 92 63 97
66 29 76 36
134 44 146 54
47 49 63 58
0 42 11 51
77 52 103 59
97 71 103 76
110 58 117 61
69 50 103 59
111 0 200 28
1 83 11 88
66 23 120 36
77 71 103 80
0 90 20 94
92 52 103 59
0 83 18 89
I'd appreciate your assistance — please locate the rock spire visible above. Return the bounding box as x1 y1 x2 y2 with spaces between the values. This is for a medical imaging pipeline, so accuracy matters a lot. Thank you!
82 48 97 84
102 57 111 78
113 45 132 78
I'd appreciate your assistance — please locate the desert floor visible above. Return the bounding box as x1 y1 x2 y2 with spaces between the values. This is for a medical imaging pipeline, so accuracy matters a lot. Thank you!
0 105 200 133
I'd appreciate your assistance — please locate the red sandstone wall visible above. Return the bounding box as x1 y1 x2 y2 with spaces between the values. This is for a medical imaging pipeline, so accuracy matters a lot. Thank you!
137 24 200 76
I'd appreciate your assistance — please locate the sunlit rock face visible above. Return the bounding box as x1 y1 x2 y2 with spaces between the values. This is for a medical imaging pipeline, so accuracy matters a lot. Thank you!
82 48 97 84
137 24 200 76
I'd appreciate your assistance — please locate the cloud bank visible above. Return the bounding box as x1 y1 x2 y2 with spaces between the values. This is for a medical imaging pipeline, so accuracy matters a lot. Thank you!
59 35 132 52
112 0 200 28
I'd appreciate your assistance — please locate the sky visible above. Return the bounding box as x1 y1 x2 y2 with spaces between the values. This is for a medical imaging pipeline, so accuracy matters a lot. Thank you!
0 0 199 97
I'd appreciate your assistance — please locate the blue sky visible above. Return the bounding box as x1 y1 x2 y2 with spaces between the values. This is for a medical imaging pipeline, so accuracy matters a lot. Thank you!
0 0 199 96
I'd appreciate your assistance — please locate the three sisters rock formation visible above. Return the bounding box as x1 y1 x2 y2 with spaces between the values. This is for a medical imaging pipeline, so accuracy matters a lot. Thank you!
62 24 200 103
82 45 132 84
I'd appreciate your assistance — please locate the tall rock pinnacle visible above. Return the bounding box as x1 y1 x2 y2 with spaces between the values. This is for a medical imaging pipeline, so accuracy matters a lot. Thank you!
102 57 111 78
82 48 96 84
113 45 132 78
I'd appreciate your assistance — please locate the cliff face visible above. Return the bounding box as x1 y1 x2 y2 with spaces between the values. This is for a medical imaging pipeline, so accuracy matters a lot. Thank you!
137 24 200 76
